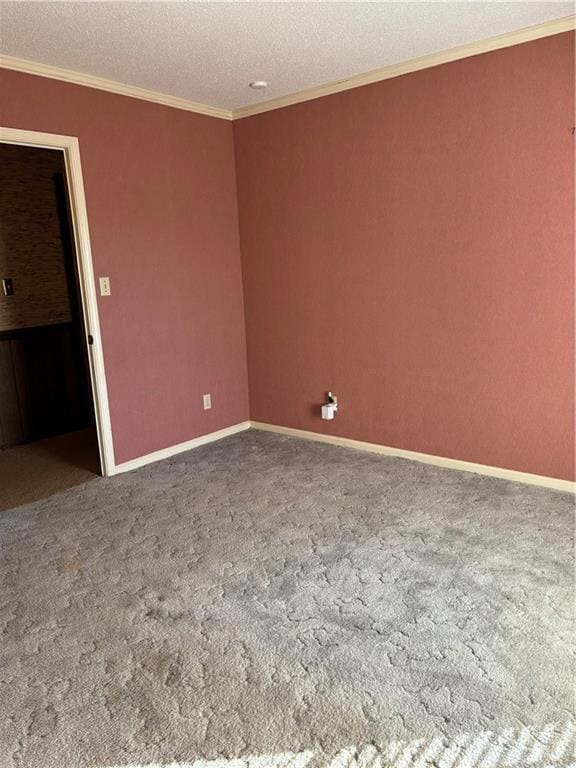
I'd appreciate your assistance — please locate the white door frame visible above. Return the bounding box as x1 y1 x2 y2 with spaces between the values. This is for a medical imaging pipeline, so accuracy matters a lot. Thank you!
0 127 115 475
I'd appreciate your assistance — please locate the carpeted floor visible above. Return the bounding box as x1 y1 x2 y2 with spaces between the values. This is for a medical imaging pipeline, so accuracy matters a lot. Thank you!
0 430 573 768
0 428 99 513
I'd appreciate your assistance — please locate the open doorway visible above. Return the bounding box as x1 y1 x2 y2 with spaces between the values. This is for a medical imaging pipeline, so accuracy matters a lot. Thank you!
0 133 113 510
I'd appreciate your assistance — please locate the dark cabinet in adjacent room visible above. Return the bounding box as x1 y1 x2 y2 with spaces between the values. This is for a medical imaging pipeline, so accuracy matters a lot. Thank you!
0 323 92 448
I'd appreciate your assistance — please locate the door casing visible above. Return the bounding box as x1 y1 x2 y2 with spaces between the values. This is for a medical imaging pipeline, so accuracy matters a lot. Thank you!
0 127 115 475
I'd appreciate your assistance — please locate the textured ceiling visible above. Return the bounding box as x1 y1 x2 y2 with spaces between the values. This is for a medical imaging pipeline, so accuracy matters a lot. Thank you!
0 1 572 111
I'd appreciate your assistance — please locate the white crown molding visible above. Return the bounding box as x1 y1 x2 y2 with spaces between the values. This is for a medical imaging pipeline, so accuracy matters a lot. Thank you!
251 422 575 494
0 53 234 121
113 421 251 474
233 15 576 120
1 16 573 122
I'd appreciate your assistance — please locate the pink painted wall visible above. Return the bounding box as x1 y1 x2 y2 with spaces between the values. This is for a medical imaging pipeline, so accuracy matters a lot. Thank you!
1 69 249 464
1 34 573 479
234 33 575 481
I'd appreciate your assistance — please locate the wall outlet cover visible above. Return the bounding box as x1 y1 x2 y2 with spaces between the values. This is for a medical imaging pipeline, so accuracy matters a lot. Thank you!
203 393 212 410
99 276 111 296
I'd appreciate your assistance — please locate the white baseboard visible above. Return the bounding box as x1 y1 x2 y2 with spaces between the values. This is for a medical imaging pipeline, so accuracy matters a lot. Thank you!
250 421 575 494
112 421 251 474
110 418 574 493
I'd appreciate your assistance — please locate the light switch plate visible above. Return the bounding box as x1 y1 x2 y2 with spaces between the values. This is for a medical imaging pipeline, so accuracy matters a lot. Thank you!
99 277 111 296
203 393 212 410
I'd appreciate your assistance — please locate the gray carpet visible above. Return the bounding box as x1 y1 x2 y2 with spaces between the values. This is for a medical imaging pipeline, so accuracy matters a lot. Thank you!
0 430 573 768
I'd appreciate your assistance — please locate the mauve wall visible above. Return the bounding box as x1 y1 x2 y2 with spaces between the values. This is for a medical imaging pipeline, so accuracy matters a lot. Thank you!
234 33 575 481
1 69 249 464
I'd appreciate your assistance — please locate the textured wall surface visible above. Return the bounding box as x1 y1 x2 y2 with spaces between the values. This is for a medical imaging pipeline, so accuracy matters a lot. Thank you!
0 144 71 331
1 69 249 464
234 32 575 481
1 34 573 476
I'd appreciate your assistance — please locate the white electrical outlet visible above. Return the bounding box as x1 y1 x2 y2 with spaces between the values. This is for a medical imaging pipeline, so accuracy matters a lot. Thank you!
99 276 111 296
203 393 212 410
